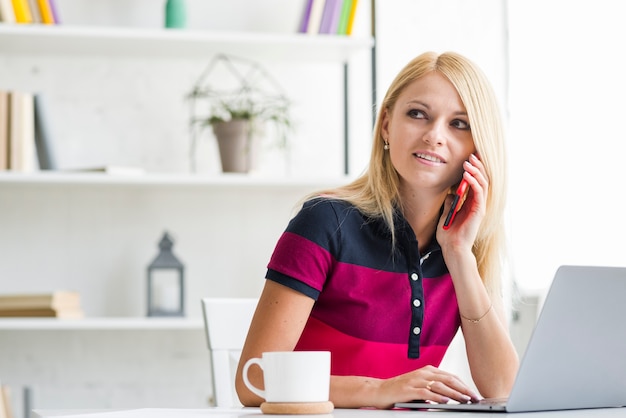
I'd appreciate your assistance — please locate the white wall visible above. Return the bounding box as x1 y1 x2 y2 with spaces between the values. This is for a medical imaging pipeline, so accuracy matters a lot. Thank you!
376 0 507 108
507 0 626 292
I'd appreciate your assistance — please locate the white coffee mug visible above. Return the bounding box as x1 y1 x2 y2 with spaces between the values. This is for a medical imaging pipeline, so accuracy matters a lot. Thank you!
242 351 331 403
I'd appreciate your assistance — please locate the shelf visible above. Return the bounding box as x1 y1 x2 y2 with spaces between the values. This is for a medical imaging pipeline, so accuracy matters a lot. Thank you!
0 24 374 62
0 171 351 188
0 317 204 330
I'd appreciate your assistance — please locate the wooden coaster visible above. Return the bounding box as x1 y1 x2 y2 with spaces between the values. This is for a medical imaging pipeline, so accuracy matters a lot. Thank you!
260 401 334 415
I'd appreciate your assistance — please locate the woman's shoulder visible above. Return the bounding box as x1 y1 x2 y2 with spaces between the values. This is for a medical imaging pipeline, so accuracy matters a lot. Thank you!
285 196 361 232
300 196 358 218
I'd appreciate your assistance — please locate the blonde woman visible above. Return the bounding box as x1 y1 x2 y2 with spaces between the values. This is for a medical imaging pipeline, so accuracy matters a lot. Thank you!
236 51 519 409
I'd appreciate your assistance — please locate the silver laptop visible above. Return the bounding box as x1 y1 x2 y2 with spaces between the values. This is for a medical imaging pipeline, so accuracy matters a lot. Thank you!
395 265 626 412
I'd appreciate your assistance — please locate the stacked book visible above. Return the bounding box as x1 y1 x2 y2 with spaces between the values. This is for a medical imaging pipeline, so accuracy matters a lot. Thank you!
299 0 359 35
0 0 59 24
0 385 12 418
0 90 55 172
0 291 84 318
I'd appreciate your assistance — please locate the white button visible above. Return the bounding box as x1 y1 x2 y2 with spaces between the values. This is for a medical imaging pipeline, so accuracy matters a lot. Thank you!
413 327 421 335
411 273 419 281
413 299 421 307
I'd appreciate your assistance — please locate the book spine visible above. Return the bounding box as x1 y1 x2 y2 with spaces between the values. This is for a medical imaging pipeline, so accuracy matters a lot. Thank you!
306 0 326 34
0 292 81 310
7 90 38 172
10 0 32 23
0 0 16 23
0 385 12 418
19 91 36 171
7 91 20 170
346 0 358 35
0 90 8 171
47 0 58 23
0 308 84 318
36 0 54 24
33 93 57 170
298 0 314 33
318 0 335 34
326 0 343 35
26 0 40 22
336 0 351 34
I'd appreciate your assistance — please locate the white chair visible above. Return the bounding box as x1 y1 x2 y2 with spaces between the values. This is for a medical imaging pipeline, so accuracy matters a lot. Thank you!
201 297 258 407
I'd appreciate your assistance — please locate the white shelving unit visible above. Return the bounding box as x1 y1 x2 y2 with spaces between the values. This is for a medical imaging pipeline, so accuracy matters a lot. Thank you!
0 11 375 318
0 22 374 176
0 24 373 61
0 170 351 188
0 6 375 414
0 317 204 330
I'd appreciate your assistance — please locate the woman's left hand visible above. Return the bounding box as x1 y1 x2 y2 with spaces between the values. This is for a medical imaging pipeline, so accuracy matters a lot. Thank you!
437 154 488 253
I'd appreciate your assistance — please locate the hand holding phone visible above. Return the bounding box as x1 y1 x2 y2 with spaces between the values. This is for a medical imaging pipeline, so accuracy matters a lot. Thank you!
443 178 469 230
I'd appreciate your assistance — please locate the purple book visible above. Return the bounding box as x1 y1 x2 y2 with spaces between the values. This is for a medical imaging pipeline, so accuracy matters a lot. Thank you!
318 0 337 34
299 0 314 33
48 0 60 24
326 0 343 34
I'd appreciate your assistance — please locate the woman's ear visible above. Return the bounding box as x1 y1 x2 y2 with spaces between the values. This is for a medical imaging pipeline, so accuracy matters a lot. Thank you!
381 108 390 143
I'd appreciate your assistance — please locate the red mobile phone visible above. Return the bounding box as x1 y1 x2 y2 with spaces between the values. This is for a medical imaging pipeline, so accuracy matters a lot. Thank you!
443 178 469 230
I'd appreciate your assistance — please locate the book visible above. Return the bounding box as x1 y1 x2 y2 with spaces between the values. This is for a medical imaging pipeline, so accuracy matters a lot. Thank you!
47 0 58 23
33 93 57 170
345 0 358 35
0 307 84 318
35 0 54 24
0 0 15 23
0 90 8 171
319 0 343 34
7 91 21 170
0 291 81 311
67 165 146 175
306 0 325 34
10 0 32 23
0 385 12 418
26 0 40 22
7 91 36 172
336 0 352 34
317 0 334 33
298 0 314 33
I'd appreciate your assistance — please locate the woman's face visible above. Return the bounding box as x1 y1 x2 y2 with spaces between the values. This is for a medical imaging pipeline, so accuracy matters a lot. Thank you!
382 71 476 194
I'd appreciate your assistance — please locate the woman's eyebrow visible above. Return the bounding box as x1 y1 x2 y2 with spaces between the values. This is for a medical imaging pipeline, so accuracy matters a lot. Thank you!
406 100 468 117
406 100 429 108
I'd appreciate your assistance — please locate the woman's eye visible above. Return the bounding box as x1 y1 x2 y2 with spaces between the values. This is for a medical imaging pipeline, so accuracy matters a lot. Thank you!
408 109 426 119
451 119 471 130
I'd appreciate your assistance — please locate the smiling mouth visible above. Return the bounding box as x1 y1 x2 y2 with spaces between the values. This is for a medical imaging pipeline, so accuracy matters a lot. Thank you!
414 152 444 163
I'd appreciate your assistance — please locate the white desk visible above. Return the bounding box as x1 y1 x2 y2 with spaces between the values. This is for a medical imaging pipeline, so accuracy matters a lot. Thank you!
31 406 626 418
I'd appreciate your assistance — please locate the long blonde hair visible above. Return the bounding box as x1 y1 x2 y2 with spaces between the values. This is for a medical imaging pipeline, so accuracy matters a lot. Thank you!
309 51 507 297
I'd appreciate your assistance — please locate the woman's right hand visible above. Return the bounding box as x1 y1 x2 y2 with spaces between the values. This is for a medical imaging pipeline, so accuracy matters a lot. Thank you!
364 365 480 409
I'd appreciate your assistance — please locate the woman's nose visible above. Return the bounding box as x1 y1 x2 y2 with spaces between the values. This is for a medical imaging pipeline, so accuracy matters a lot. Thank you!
422 121 447 146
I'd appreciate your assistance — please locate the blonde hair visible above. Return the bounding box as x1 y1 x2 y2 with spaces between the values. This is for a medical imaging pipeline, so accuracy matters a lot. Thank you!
308 51 507 297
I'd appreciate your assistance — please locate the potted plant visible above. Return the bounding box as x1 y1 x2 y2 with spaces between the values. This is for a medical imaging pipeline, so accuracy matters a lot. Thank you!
188 54 292 174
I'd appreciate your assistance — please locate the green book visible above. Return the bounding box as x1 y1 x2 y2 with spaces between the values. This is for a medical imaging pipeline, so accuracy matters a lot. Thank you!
336 0 352 34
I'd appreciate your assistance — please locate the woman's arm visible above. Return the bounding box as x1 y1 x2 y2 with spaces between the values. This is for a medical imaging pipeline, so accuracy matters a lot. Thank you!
236 281 315 406
445 251 519 398
236 280 480 409
437 155 519 398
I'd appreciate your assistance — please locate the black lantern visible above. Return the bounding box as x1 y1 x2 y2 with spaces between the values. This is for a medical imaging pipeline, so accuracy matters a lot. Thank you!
147 232 185 317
